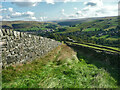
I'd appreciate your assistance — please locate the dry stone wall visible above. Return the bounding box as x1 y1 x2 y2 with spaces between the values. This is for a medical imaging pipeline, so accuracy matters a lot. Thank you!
0 29 61 67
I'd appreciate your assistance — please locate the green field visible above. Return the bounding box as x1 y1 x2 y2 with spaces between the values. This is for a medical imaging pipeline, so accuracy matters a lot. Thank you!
83 28 99 32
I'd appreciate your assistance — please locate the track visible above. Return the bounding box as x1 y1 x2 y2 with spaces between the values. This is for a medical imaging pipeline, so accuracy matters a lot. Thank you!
85 43 120 53
65 41 120 54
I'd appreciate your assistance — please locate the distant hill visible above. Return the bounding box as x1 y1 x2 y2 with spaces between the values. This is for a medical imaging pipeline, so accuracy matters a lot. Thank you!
53 16 118 26
1 21 58 29
1 16 118 29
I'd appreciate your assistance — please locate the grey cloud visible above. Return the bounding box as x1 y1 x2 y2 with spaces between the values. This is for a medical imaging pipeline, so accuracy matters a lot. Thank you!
85 2 97 6
12 2 38 7
3 11 35 20
10 12 34 18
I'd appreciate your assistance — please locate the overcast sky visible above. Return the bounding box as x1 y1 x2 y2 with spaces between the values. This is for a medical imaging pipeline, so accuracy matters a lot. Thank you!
0 0 119 21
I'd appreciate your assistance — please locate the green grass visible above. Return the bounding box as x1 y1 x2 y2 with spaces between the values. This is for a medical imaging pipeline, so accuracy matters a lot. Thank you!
92 35 109 39
92 35 120 41
2 58 118 88
91 35 119 43
0 73 1 90
66 42 120 54
2 61 118 88
2 45 119 88
106 38 120 41
56 27 80 34
99 35 109 38
83 28 99 32
104 26 116 31
85 43 120 52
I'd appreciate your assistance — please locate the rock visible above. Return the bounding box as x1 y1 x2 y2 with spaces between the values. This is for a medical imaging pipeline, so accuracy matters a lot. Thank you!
1 29 61 67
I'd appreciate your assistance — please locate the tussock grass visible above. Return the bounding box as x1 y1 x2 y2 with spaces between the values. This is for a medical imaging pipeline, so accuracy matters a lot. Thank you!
2 44 119 88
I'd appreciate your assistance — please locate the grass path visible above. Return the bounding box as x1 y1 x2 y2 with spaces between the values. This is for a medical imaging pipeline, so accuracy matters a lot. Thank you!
66 41 120 54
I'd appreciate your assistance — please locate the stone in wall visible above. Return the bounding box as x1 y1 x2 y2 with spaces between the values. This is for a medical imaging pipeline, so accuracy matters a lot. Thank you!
0 29 61 67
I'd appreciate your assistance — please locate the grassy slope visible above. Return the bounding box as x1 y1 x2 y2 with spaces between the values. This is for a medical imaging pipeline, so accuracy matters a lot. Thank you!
1 21 59 30
53 16 119 48
2 44 119 88
55 16 119 42
2 21 42 28
56 16 118 34
54 17 107 26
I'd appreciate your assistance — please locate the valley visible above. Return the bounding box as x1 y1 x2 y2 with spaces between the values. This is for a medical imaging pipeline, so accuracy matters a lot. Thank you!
1 16 120 88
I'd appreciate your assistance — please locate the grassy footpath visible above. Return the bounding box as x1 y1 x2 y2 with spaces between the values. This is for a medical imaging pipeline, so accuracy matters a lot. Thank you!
85 43 120 52
2 44 120 88
66 42 120 54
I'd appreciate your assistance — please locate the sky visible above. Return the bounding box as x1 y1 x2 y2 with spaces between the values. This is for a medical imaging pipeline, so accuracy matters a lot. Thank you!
0 0 119 21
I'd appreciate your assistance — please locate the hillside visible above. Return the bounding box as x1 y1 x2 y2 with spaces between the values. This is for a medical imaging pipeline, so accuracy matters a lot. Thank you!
53 16 117 26
2 44 120 88
1 21 59 32
41 16 120 48
52 18 98 26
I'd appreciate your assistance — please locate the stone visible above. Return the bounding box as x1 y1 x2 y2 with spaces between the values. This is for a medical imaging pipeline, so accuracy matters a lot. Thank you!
1 29 61 67
0 29 3 37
